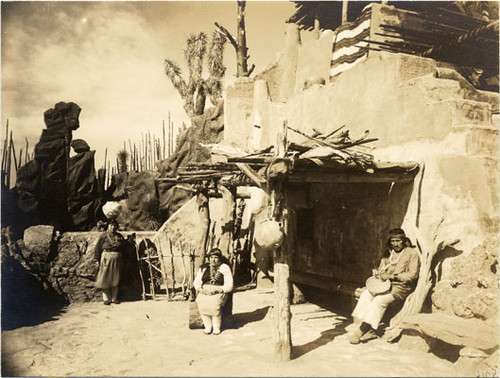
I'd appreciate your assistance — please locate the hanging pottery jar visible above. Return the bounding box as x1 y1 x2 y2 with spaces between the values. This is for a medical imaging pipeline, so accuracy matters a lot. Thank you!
254 219 284 250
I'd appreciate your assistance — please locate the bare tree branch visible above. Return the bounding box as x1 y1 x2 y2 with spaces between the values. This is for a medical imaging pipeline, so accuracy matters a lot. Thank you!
215 22 238 49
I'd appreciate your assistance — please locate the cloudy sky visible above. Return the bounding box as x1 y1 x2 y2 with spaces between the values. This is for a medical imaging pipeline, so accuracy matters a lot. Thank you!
1 1 296 171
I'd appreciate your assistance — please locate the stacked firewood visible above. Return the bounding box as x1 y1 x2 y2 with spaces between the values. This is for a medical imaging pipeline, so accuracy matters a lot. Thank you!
286 125 377 171
231 126 378 171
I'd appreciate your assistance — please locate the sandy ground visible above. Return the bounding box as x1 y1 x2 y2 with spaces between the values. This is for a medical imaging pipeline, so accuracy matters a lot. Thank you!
2 288 461 377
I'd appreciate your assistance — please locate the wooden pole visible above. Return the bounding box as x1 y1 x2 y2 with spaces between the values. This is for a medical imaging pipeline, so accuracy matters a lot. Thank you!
168 238 176 296
272 120 291 361
168 112 172 156
128 139 133 171
10 137 18 173
141 133 146 171
104 148 108 173
342 0 348 25
314 17 320 39
134 240 147 301
107 160 111 188
162 120 166 160
145 245 156 299
196 191 211 265
179 241 189 298
18 148 23 170
2 120 8 166
25 137 29 165
133 143 137 171
169 116 174 156
148 131 153 169
6 130 12 188
156 237 171 299
219 185 235 257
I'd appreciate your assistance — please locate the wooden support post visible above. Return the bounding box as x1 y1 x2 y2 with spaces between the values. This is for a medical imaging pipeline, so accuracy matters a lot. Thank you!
145 245 156 299
342 1 348 25
168 238 176 296
219 185 235 257
134 239 147 301
156 237 171 299
314 17 320 39
271 182 291 361
196 191 211 264
272 120 291 361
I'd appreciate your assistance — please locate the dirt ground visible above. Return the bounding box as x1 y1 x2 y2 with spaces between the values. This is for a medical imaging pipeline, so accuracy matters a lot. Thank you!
2 288 461 377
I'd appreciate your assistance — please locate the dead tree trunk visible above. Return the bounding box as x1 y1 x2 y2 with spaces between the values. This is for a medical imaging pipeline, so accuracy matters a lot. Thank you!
215 0 255 77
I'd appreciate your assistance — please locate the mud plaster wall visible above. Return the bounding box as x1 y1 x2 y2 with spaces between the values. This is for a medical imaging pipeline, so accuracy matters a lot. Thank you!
223 22 499 286
293 30 334 95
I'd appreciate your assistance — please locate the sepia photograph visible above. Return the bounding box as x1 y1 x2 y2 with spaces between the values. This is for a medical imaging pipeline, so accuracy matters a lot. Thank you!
1 0 499 376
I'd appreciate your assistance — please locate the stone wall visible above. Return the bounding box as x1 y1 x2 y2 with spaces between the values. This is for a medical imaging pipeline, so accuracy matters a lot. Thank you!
3 225 151 304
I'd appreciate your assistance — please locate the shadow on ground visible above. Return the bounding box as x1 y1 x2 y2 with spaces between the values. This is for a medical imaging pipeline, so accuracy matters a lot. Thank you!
292 319 350 359
2 300 68 331
2 262 68 331
230 306 271 329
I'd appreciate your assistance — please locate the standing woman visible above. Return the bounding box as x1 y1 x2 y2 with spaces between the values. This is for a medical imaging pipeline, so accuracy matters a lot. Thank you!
94 219 126 305
194 248 234 335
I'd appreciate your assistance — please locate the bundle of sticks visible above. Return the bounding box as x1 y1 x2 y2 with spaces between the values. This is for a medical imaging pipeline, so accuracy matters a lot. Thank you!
286 125 377 171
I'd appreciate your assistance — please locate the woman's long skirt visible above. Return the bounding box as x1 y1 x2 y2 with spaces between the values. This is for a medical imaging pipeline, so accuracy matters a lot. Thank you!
196 284 228 317
95 251 122 289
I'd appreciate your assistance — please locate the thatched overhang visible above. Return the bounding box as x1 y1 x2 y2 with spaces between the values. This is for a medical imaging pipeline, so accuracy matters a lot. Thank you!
288 1 496 32
288 1 499 89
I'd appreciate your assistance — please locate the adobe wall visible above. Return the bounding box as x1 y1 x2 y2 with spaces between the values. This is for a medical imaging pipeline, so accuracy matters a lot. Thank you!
223 10 499 288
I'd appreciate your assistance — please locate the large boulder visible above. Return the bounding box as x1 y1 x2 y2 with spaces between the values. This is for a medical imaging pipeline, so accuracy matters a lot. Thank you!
154 197 206 286
48 232 141 302
23 225 55 262
48 233 100 302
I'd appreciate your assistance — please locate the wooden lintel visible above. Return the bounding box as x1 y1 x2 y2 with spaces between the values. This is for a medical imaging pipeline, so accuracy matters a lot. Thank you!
228 157 273 164
290 270 361 298
235 162 267 189
288 172 416 184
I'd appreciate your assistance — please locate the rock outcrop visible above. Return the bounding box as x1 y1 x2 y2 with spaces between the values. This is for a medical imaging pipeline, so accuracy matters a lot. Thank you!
12 102 104 232
431 237 499 321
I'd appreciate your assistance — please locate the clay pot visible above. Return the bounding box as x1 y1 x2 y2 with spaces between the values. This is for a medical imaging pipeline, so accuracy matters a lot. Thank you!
254 220 284 250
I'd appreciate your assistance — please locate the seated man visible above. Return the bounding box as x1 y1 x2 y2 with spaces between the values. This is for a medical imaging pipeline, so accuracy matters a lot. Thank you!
349 228 420 344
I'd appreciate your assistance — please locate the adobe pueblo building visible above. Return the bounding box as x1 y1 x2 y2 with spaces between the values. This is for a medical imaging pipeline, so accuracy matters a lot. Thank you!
217 0 499 364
